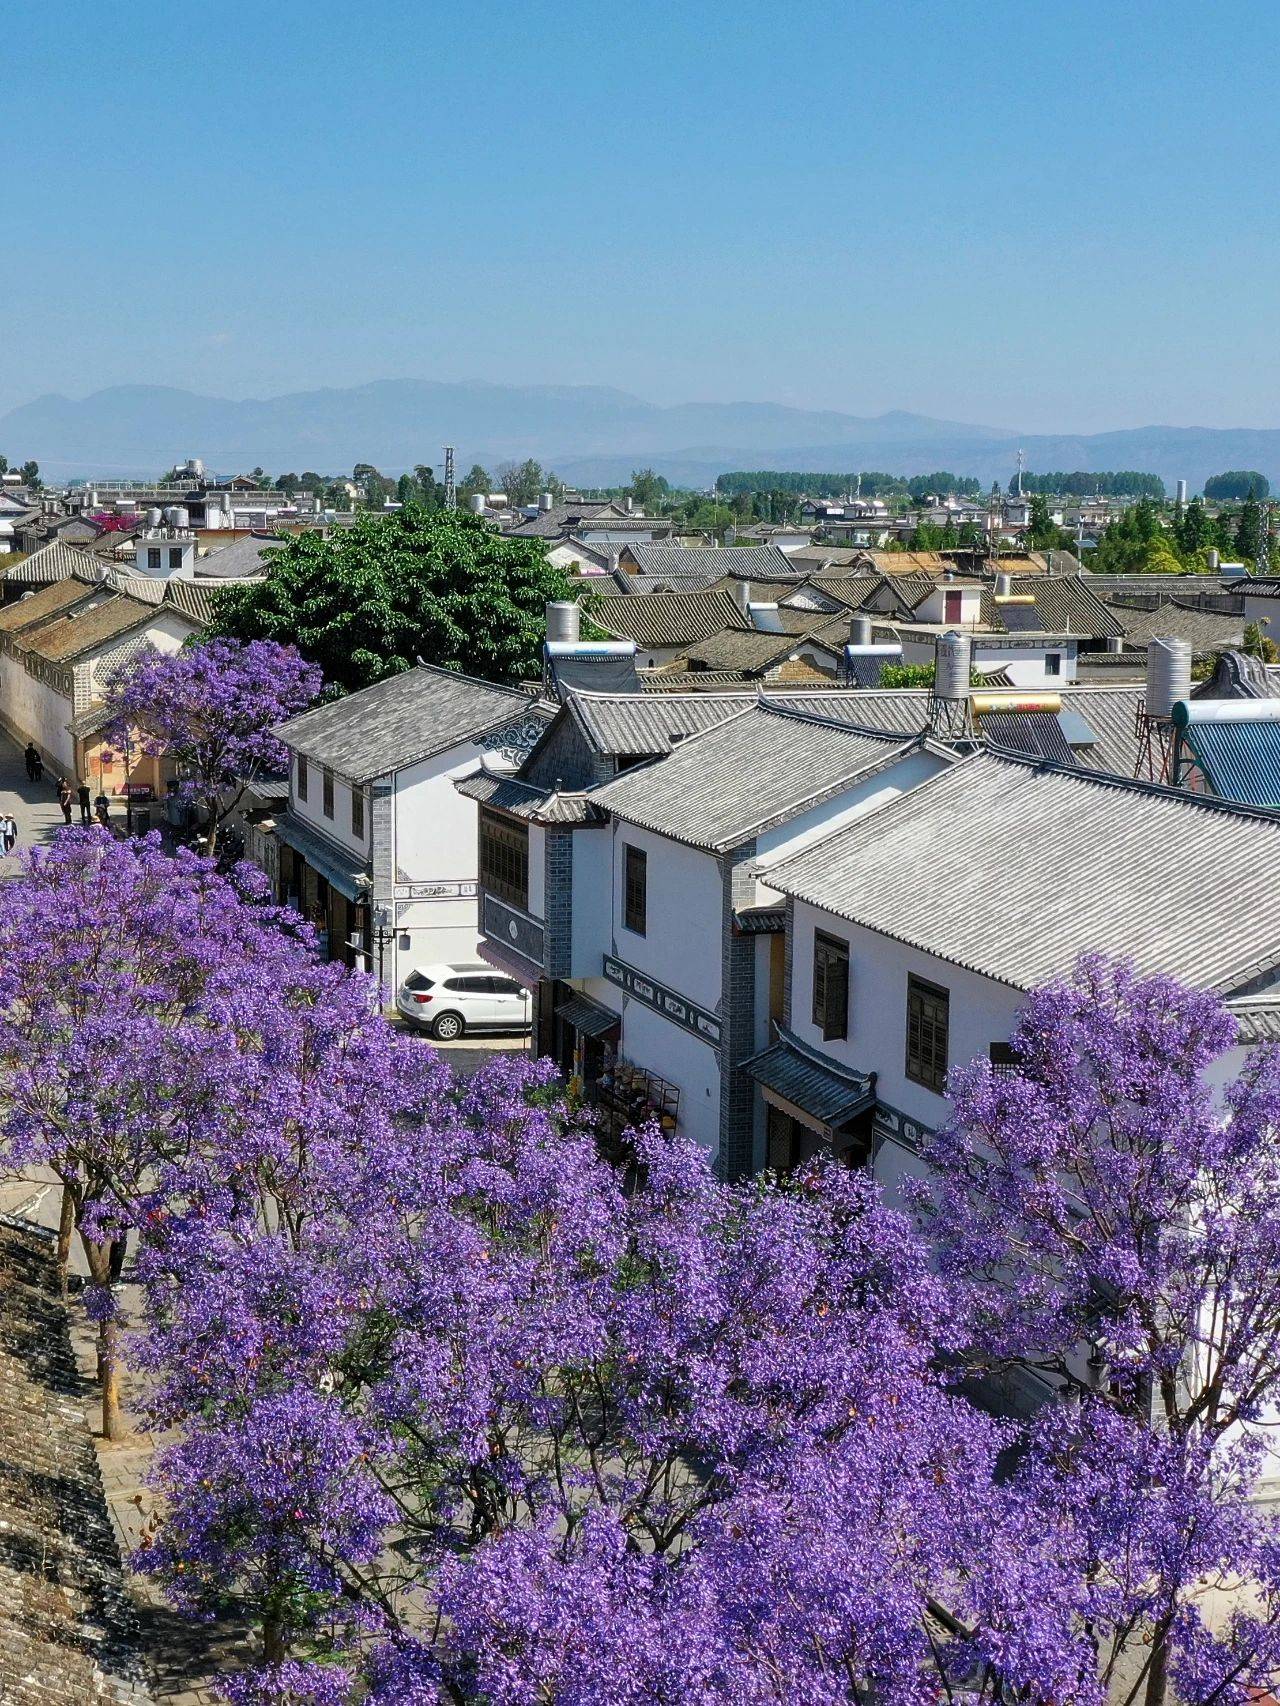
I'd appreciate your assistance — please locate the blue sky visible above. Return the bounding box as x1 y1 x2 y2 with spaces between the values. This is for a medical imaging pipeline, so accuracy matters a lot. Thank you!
6 0 1278 431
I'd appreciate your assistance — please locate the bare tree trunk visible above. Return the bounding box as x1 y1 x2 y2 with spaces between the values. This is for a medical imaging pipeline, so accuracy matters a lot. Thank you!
1143 1623 1170 1706
262 1614 286 1665
56 1183 75 1297
83 1239 126 1442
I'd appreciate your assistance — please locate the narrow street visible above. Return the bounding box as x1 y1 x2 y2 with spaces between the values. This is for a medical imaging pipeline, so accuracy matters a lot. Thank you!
0 725 75 875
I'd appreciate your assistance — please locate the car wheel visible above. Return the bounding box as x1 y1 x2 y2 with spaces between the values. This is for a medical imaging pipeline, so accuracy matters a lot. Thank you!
432 1011 464 1042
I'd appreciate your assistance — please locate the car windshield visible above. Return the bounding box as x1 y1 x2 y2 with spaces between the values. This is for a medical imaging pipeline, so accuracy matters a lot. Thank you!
403 971 434 992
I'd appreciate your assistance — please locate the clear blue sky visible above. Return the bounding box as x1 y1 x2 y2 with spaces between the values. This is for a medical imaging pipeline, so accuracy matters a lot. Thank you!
7 0 1278 431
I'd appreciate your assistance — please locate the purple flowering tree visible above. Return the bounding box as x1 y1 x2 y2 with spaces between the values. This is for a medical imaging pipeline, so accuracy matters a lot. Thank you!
0 828 379 1440
134 1053 1081 1703
922 955 1280 1706
104 636 321 852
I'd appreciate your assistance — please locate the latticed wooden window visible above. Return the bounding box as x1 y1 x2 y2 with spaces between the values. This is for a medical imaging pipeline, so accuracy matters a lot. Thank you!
623 844 647 936
480 810 529 909
906 975 949 1093
811 930 849 1041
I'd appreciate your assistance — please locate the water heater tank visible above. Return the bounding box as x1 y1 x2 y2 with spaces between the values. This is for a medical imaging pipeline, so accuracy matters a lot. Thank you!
1146 638 1192 719
545 600 581 644
468 492 485 514
934 631 972 699
850 614 873 646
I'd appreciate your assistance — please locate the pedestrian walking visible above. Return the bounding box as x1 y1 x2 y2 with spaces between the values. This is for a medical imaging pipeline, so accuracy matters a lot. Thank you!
56 777 73 825
1 813 17 854
77 781 92 825
23 742 38 783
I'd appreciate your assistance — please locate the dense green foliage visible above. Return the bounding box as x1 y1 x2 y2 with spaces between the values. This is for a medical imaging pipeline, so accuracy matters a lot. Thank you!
1089 499 1186 574
1014 470 1165 498
1204 470 1270 501
208 507 574 694
715 470 982 499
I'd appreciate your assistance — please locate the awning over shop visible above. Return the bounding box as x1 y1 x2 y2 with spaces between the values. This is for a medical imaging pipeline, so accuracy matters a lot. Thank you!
556 994 620 1038
743 1029 875 1137
273 815 370 902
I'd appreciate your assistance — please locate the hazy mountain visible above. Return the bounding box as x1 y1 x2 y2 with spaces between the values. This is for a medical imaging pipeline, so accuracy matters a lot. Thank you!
2 380 1277 493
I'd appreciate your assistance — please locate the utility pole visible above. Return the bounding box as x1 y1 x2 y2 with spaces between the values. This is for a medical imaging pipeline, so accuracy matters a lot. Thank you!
443 445 456 512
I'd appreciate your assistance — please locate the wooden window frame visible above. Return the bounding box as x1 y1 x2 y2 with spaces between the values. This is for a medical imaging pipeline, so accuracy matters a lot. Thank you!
623 844 647 937
296 755 308 801
905 974 949 1094
322 768 335 819
351 786 365 840
811 929 850 1042
479 810 530 910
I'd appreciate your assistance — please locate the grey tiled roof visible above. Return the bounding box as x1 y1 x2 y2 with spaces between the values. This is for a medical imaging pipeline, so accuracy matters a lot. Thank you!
1107 600 1245 653
1226 993 1280 1042
506 501 629 538
276 664 543 782
683 622 844 674
623 543 799 579
0 1218 153 1705
590 589 742 648
744 1028 875 1127
565 688 753 755
981 576 1126 638
194 532 288 578
590 703 923 851
2 540 108 585
454 768 604 824
767 749 1280 994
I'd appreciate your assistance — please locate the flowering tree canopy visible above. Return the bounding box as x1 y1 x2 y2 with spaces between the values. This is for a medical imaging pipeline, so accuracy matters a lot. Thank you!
133 1050 1088 1704
0 828 372 1438
104 635 321 850
923 955 1280 1706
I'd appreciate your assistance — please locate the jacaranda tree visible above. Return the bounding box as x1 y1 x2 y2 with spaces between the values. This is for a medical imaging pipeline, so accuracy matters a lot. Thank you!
0 829 380 1439
132 1050 1087 1703
922 955 1280 1706
104 636 321 852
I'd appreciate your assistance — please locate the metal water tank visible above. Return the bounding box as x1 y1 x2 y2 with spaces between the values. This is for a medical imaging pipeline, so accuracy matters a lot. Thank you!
163 505 181 525
934 631 972 699
468 492 485 514
539 491 555 512
1206 548 1220 570
994 571 1013 598
850 614 873 646
172 507 190 529
545 600 580 644
732 579 751 617
1146 638 1192 719
147 507 163 527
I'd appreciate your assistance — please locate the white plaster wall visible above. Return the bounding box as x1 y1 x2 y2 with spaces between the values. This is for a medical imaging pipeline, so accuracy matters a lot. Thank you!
618 997 722 1161
394 742 493 888
607 821 724 1012
85 612 194 697
0 656 74 771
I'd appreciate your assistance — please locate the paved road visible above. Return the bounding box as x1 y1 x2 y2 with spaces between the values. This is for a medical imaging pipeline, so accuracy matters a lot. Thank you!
0 727 74 875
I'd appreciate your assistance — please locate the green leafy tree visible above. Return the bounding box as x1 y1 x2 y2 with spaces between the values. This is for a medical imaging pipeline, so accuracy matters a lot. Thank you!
208 508 575 693
459 464 492 500
275 473 300 495
0 455 8 475
1089 498 1180 574
1204 470 1270 502
1174 496 1211 558
629 468 669 510
19 460 40 489
499 459 548 506
1025 495 1072 551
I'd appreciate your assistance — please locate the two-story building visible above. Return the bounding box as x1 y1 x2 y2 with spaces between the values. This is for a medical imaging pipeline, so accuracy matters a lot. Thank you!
463 693 954 1174
762 748 1280 1207
271 664 551 986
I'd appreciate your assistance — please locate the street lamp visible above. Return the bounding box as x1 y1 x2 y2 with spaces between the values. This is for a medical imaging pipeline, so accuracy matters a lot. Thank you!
371 904 395 1006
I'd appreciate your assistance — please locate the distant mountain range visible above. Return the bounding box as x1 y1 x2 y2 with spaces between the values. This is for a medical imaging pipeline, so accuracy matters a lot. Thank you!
3 380 1280 494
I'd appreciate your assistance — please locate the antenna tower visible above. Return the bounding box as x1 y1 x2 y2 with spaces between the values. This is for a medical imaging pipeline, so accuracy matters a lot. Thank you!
443 445 456 512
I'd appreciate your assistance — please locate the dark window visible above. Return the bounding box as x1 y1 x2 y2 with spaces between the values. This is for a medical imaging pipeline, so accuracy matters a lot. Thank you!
322 769 334 819
623 844 647 936
480 810 529 910
906 975 950 1093
445 976 489 993
811 930 850 1041
296 756 308 801
168 548 183 569
351 787 364 839
1045 651 1062 677
403 971 434 991
989 1040 1023 1078
147 548 161 570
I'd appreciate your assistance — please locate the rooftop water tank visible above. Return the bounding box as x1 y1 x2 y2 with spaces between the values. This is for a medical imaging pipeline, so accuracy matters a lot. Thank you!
545 600 581 644
935 631 972 700
850 614 873 646
1146 638 1192 720
468 493 486 514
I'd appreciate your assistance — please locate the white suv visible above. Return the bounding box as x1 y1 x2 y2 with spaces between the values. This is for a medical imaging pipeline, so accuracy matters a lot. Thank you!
396 963 532 1041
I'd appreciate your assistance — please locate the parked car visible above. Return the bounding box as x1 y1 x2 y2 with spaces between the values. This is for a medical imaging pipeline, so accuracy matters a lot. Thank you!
395 963 532 1041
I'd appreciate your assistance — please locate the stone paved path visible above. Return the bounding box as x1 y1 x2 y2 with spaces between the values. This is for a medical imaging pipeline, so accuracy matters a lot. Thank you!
0 725 71 875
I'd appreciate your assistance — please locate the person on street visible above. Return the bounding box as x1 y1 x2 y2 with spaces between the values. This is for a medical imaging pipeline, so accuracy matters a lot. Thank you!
24 742 39 783
1 814 17 854
56 777 72 824
94 793 111 829
77 781 92 825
